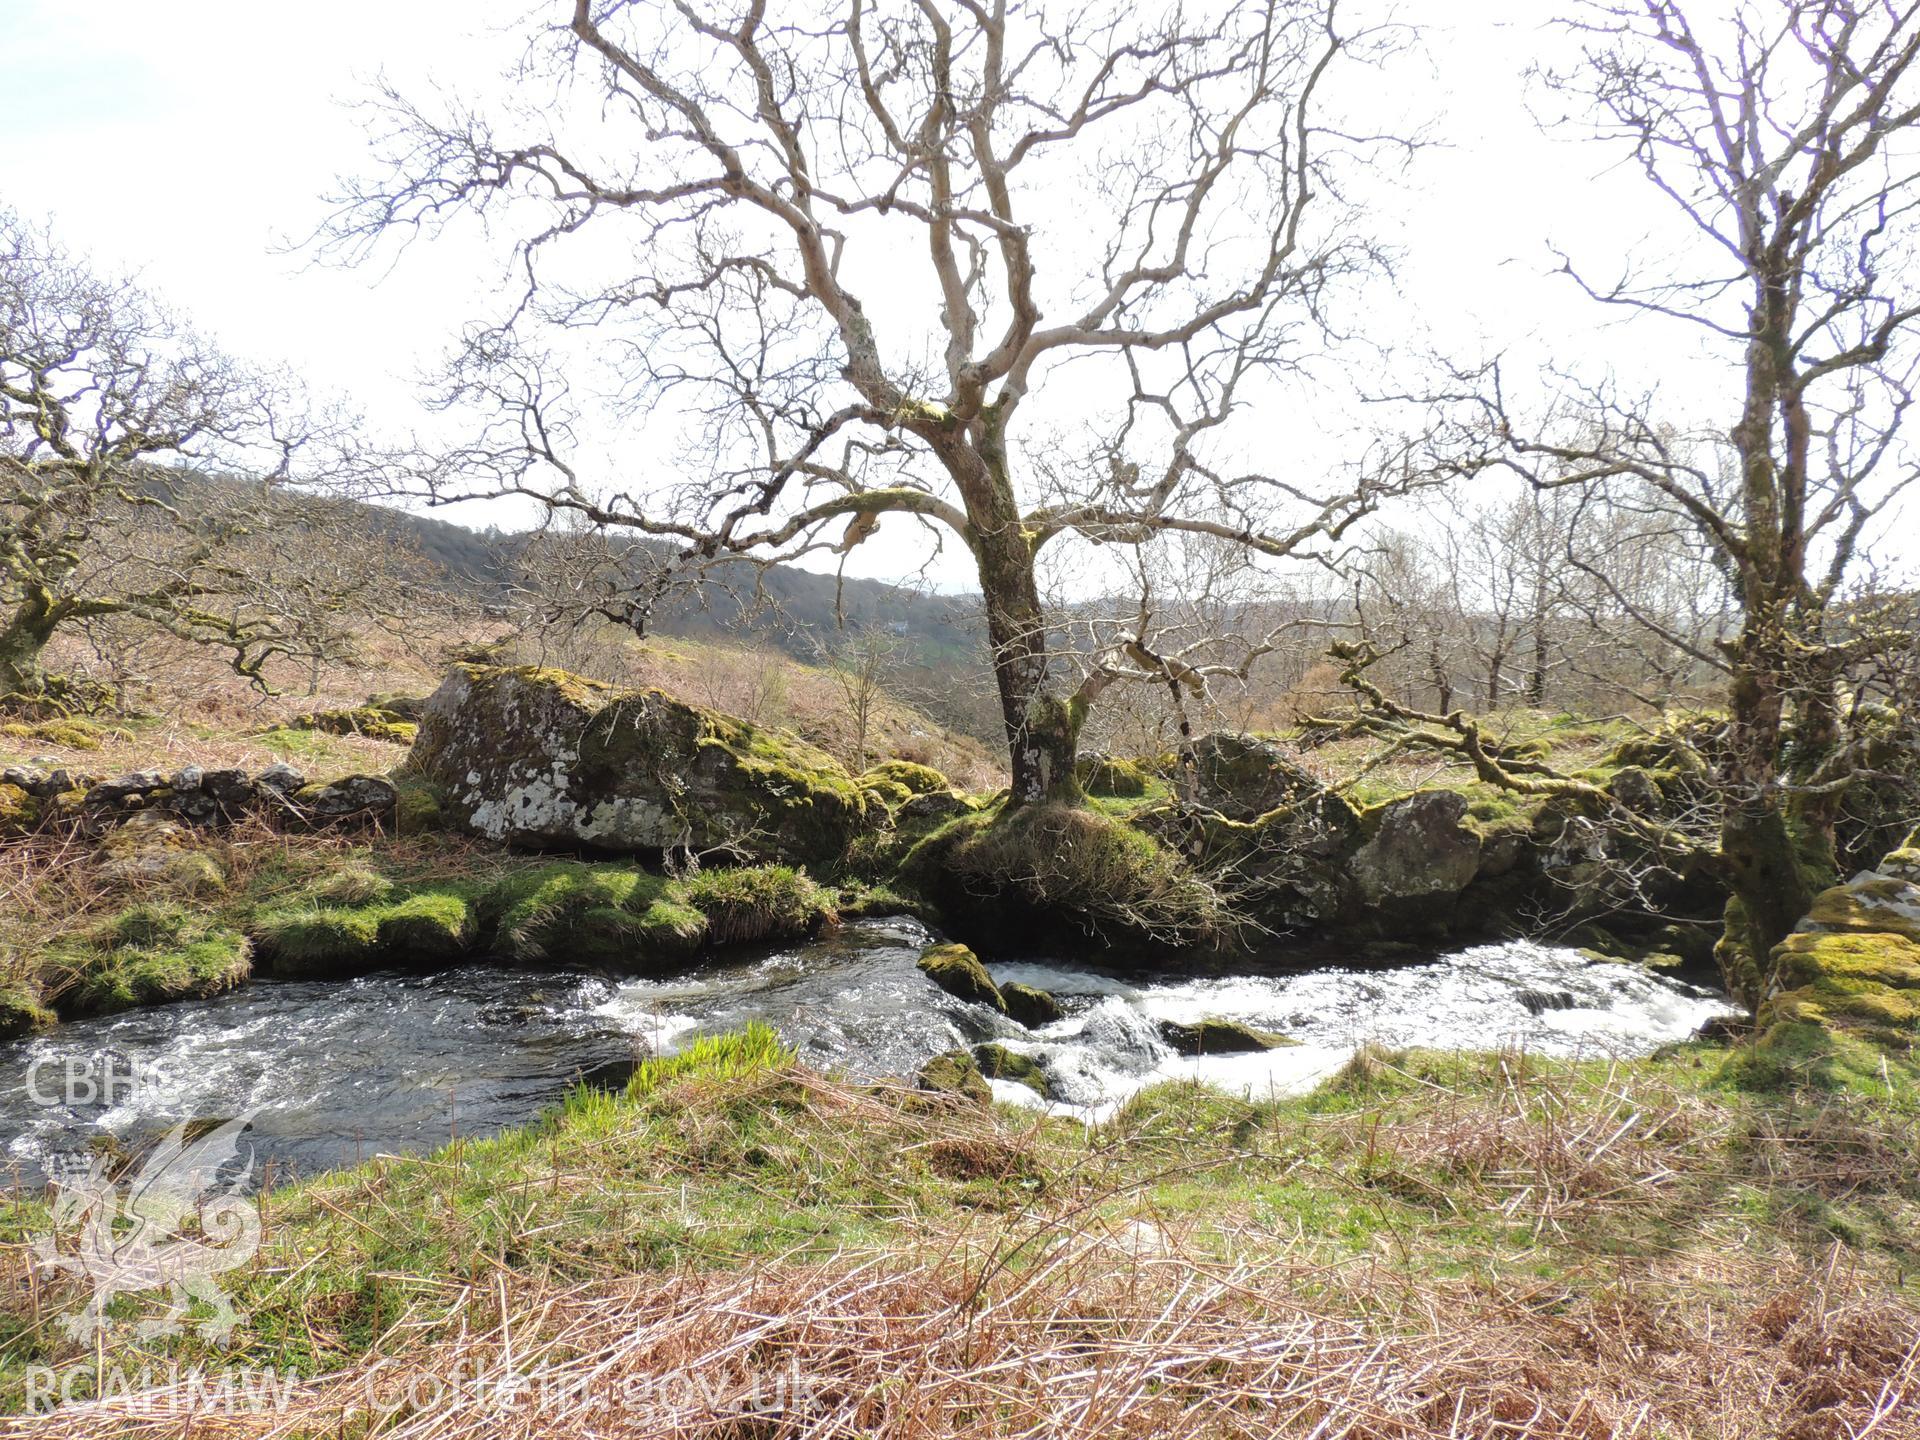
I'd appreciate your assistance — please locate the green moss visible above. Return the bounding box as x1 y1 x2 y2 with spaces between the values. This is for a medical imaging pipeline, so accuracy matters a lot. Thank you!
916 1050 992 1104
859 760 952 797
0 982 55 1038
0 781 38 835
270 707 418 744
1001 981 1061 1027
917 941 1005 1010
1077 754 1151 798
53 905 251 1016
391 774 447 834
0 717 109 750
972 1042 1049 1097
302 866 396 906
669 865 832 947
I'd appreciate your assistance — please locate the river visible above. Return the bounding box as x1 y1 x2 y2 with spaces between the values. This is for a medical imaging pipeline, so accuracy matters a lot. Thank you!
0 916 1735 1184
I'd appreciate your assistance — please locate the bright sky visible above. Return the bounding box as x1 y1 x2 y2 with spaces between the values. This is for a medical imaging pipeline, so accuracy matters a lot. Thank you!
0 0 1787 590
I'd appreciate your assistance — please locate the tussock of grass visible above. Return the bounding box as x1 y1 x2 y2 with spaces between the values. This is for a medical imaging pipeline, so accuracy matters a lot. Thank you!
905 803 1230 949
670 864 832 946
47 903 250 1015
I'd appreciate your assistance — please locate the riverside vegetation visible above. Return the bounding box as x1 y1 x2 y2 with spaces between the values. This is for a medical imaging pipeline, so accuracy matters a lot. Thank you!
2 653 1919 1436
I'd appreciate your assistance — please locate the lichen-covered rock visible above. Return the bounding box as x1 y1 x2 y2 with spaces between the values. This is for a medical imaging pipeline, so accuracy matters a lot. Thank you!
917 941 1005 1011
1157 1017 1296 1055
1349 790 1483 914
1001 981 1061 1028
283 774 399 827
1739 847 1920 1090
1185 733 1323 821
409 665 867 863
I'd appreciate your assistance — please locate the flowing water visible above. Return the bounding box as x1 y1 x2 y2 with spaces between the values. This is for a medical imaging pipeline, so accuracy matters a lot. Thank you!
0 916 1736 1184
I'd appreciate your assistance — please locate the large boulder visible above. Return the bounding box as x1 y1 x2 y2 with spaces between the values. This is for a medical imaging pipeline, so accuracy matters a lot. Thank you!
1185 733 1324 821
1347 790 1483 916
1742 840 1920 1089
407 665 868 863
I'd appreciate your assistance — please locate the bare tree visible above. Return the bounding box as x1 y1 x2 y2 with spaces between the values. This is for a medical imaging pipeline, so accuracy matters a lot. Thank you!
1349 0 1920 1004
0 212 347 709
325 0 1423 802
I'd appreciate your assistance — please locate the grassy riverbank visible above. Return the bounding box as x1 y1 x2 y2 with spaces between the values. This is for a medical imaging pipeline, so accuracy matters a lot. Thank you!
3 1031 1918 1435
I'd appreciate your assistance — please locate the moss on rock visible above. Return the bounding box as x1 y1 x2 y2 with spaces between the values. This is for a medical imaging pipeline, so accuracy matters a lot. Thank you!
54 905 251 1016
916 1050 992 1105
904 805 1228 953
1738 852 1920 1091
972 1042 1050 1097
0 781 37 836
271 706 419 745
410 664 867 864
1157 1017 1297 1056
917 941 1005 1010
257 890 477 977
1001 981 1061 1028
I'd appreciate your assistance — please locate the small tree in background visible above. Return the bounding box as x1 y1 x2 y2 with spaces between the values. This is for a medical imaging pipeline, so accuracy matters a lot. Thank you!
0 212 352 711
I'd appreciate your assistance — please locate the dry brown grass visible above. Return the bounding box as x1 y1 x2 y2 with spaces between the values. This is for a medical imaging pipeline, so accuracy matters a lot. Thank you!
7 1234 1914 1438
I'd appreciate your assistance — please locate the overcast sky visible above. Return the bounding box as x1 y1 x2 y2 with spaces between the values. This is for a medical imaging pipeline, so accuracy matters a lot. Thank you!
0 0 1790 590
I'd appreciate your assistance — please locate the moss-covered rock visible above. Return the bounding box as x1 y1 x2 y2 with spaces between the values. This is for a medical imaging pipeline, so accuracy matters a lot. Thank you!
0 982 55 1038
409 664 867 864
971 1042 1050 1097
1076 753 1152 799
1185 733 1324 820
904 805 1229 953
53 905 251 1017
1157 1017 1297 1056
1739 850 1920 1091
93 812 227 896
917 941 1006 1010
859 760 953 798
0 781 37 836
271 706 419 744
916 1050 992 1105
1001 981 1061 1027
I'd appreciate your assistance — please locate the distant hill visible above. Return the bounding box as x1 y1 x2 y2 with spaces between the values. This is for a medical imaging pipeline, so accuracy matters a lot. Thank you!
372 502 987 669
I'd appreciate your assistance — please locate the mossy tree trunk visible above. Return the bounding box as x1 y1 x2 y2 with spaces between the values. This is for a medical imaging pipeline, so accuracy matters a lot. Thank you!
933 419 1085 808
0 599 58 698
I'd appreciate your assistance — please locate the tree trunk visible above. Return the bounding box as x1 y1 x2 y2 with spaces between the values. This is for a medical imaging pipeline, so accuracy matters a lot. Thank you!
1711 613 1838 1010
943 430 1084 807
0 602 57 698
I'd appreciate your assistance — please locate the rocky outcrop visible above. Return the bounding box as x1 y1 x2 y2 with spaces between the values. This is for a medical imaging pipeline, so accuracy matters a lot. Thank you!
1186 734 1325 821
408 665 867 863
1348 790 1484 919
1742 832 1920 1089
